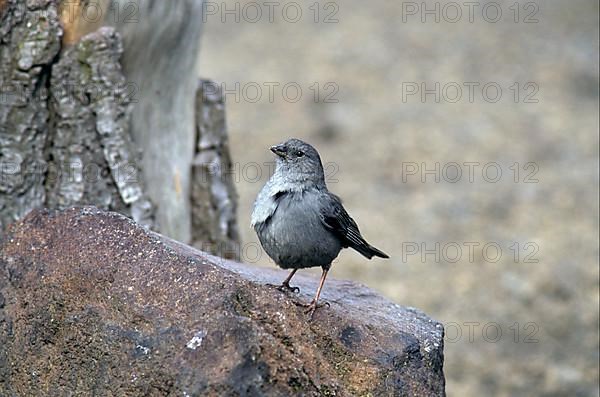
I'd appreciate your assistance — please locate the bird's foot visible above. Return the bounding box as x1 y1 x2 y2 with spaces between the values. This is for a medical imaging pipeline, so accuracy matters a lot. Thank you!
297 299 330 319
267 282 300 294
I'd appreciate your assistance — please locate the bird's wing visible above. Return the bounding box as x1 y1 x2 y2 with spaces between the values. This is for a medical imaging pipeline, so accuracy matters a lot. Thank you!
319 193 366 249
319 193 389 259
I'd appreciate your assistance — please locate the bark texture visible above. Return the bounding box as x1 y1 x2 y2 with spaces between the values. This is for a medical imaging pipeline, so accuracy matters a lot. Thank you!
47 26 153 226
191 79 240 260
110 0 205 243
0 0 62 230
0 207 446 396
0 0 154 233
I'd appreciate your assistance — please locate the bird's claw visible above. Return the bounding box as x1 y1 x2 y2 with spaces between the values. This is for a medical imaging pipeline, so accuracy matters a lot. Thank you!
278 283 300 293
298 300 330 319
267 283 300 294
281 284 301 293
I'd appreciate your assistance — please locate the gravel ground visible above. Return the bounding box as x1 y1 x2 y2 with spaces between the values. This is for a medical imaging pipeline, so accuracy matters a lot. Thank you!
199 0 599 395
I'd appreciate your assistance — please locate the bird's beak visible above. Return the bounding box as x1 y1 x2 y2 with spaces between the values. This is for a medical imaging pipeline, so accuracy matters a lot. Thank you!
270 144 287 158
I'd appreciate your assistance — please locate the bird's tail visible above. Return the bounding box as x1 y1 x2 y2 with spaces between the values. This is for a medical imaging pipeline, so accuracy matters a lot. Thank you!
352 241 389 259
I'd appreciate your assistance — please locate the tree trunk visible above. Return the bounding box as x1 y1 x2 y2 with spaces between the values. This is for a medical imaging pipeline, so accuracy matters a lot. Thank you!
191 79 240 260
0 0 62 230
47 26 153 226
0 0 153 233
110 0 205 243
1 0 240 250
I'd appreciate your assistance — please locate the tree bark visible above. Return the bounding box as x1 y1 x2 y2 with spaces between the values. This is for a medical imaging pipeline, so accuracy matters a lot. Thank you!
47 26 153 226
0 0 153 233
1 0 240 250
191 79 241 260
0 0 62 230
110 0 205 243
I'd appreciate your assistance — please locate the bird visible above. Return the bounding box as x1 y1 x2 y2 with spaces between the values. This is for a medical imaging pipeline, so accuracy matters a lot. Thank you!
251 138 389 317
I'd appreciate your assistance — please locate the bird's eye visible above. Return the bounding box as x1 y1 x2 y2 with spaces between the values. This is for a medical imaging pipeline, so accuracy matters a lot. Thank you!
295 151 305 157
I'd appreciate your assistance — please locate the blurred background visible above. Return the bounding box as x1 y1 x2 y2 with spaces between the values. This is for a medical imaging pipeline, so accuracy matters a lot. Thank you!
199 0 599 395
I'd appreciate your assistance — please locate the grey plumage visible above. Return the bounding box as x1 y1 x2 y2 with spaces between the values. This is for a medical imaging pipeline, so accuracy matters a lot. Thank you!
252 138 388 317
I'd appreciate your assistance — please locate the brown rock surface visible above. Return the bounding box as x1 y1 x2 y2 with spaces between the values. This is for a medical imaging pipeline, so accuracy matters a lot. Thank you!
0 207 444 396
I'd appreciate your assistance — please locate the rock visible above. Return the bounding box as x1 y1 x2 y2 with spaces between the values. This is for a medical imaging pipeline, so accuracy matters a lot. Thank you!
0 207 445 396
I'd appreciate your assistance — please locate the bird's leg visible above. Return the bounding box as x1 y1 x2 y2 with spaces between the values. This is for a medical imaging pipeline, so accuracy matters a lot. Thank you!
268 269 300 293
302 268 330 318
280 268 300 292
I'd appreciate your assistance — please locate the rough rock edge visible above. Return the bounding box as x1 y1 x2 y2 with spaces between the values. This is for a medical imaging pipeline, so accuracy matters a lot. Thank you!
0 207 445 396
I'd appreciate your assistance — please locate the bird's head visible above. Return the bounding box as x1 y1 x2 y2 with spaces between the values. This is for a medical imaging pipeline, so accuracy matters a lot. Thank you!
270 138 326 187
